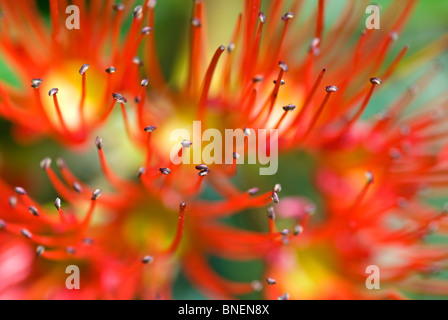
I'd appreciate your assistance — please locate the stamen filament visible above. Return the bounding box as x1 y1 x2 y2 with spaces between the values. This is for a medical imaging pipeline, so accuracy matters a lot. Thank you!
164 202 187 255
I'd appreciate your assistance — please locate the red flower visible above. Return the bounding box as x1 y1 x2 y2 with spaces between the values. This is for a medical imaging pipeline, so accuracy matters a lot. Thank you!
0 0 447 300
0 0 161 145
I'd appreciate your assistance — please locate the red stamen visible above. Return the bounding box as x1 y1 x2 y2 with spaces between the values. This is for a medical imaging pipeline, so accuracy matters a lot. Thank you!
79 191 100 229
79 66 88 128
96 137 133 189
55 198 70 225
264 0 285 42
144 126 157 170
51 90 71 135
49 0 61 50
120 103 135 142
291 68 326 136
33 86 53 128
197 45 226 121
145 2 166 89
254 63 286 126
382 45 409 80
350 172 374 212
164 202 187 255
137 80 149 136
45 166 86 205
111 4 125 62
315 0 325 42
188 1 205 95
223 14 243 92
301 85 337 140
335 78 381 139
99 98 117 124
272 12 293 65
275 104 296 129
190 191 273 219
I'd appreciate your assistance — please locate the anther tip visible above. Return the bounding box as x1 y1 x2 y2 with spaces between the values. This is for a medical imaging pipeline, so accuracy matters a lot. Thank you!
141 78 149 87
159 168 171 175
268 207 276 220
132 56 143 66
138 167 146 178
390 31 399 41
326 85 338 93
198 169 210 177
248 187 259 195
55 198 62 211
73 182 83 194
79 64 89 75
251 280 263 292
91 189 102 201
113 3 125 12
282 12 294 21
31 78 43 89
14 187 27 196
273 79 286 86
279 61 288 72
133 5 143 19
370 77 382 85
294 225 304 236
144 126 157 133
191 17 201 27
142 255 154 264
48 88 59 96
282 104 296 112
36 246 45 257
40 157 52 170
278 293 290 300
112 93 127 103
9 196 17 208
195 164 209 171
95 137 103 150
106 66 117 74
253 75 264 83
21 229 32 239
141 26 152 35
29 206 39 217
181 140 192 148
56 158 66 168
148 0 157 8
83 238 94 245
365 171 374 184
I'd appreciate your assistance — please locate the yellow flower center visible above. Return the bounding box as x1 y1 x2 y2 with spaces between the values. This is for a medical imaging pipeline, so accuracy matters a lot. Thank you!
41 61 107 130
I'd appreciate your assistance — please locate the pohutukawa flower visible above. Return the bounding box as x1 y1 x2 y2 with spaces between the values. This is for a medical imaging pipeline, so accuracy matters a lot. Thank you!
0 0 161 145
0 142 279 298
0 0 447 301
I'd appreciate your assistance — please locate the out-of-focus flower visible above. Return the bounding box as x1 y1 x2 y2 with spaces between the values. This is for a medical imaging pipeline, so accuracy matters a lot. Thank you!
0 0 448 300
0 0 163 145
0 150 284 299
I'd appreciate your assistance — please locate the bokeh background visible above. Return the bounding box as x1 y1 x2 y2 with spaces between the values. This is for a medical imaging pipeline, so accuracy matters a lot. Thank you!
0 0 447 299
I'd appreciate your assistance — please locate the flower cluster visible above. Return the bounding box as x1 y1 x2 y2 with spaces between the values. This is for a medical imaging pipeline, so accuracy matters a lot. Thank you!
0 0 447 300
